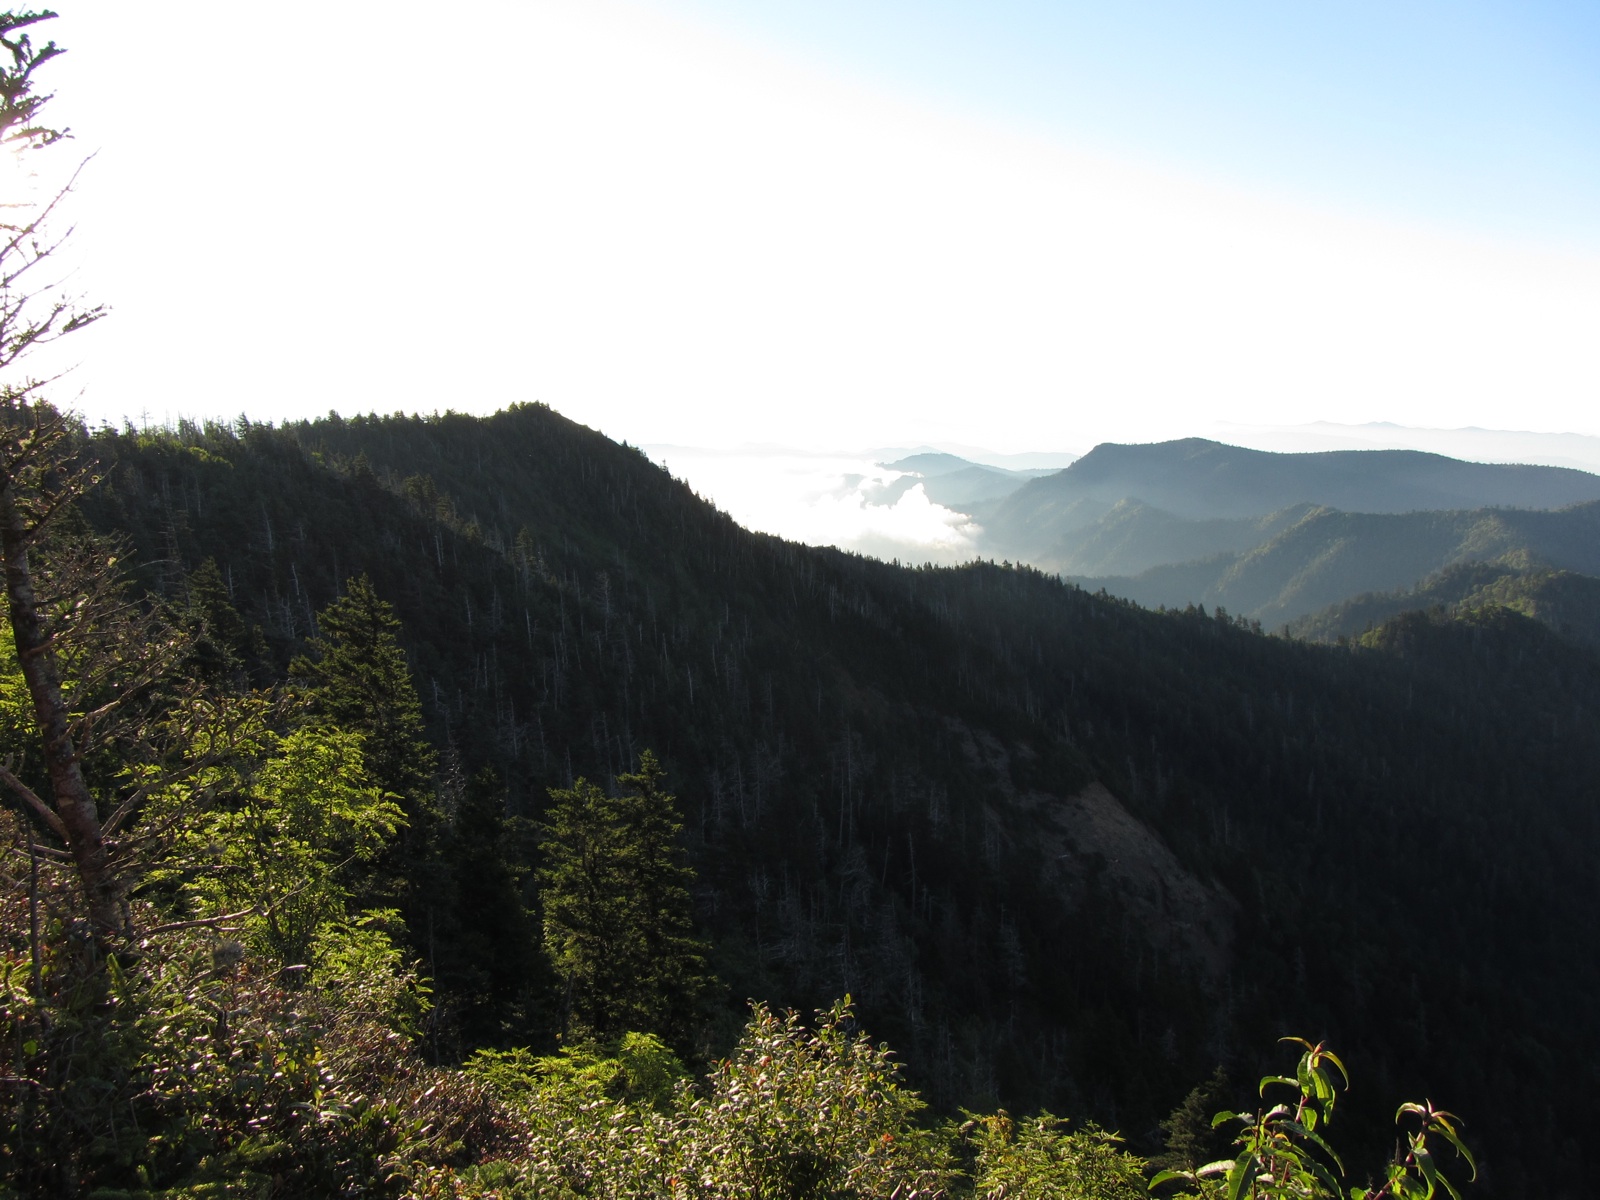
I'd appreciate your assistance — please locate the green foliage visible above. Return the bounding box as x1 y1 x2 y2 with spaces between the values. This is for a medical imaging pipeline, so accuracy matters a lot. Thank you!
1153 1038 1476 1200
0 624 26 750
678 999 950 1198
291 574 438 804
1154 1067 1231 1177
538 751 715 1048
314 909 433 1036
158 719 406 971
0 716 493 1199
966 1110 1149 1199
461 999 951 1199
467 1031 687 1115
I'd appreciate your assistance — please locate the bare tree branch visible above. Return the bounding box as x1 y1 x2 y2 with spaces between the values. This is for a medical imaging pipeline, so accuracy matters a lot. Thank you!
0 759 67 841
145 906 260 936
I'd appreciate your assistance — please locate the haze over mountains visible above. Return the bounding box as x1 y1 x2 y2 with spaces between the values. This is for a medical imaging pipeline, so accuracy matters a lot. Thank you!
1213 420 1600 474
869 453 1059 511
870 437 1600 629
986 438 1600 531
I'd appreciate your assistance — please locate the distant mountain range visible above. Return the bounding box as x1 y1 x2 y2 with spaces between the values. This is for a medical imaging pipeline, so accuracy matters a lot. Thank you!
872 452 1058 510
981 438 1600 551
1211 419 1600 473
880 437 1600 630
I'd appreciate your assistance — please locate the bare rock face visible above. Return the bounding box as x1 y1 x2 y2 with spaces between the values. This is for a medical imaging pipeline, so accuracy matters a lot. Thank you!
1038 782 1235 983
947 719 1235 984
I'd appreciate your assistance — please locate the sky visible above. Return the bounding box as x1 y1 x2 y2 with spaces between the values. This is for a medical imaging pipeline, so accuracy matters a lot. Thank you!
13 1 1600 553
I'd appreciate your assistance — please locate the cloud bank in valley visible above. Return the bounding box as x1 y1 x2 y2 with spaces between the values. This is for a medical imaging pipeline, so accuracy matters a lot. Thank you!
645 447 982 564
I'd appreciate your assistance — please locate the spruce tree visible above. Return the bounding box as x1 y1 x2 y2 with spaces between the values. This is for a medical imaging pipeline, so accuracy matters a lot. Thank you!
292 574 440 913
292 573 438 802
538 751 716 1049
182 557 257 685
1153 1066 1231 1175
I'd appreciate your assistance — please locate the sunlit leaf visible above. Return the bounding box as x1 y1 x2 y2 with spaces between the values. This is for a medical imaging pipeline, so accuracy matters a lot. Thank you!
1225 1155 1255 1200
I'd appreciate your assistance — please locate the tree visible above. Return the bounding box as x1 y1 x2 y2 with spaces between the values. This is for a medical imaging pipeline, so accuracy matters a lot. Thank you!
181 556 258 686
538 750 715 1047
1152 1065 1231 1176
292 573 437 804
1 414 122 935
1 10 105 381
0 10 121 940
162 720 405 969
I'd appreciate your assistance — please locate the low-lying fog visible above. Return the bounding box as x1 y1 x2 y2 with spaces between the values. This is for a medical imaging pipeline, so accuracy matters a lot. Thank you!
647 422 1600 565
643 446 987 565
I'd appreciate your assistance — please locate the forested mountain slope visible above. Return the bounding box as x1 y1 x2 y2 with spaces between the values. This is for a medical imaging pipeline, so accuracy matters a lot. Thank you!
1288 562 1600 647
1074 501 1600 624
75 406 1600 1196
983 438 1600 561
1032 501 1317 577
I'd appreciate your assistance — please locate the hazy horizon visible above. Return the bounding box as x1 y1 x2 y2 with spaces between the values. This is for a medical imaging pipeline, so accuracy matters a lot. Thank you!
23 1 1600 459
643 418 1600 562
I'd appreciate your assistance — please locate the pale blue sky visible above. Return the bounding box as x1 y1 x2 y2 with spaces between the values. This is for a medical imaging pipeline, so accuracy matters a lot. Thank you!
21 0 1600 464
657 0 1600 247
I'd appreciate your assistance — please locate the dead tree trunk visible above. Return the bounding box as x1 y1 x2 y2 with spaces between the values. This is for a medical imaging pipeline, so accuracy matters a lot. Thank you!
1 481 125 938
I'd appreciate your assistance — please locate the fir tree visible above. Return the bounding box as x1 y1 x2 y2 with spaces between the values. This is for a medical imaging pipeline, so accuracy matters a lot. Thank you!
538 751 716 1049
1153 1065 1231 1175
292 574 441 923
292 573 438 802
182 557 256 685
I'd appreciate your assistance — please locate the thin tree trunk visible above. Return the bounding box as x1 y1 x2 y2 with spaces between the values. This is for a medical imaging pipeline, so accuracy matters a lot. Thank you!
1 485 125 939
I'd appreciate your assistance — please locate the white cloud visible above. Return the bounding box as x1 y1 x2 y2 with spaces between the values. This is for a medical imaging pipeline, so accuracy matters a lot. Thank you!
646 447 981 563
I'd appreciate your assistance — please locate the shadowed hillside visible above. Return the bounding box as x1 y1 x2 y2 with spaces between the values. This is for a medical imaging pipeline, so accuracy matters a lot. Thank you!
1071 501 1600 624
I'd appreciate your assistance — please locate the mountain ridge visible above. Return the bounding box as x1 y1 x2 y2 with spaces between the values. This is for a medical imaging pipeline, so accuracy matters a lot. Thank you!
1064 500 1600 624
64 404 1600 1195
981 437 1600 562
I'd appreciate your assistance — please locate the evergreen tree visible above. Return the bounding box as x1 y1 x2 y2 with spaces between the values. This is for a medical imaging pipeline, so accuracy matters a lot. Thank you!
538 751 716 1049
430 765 548 1052
291 573 438 803
291 575 441 941
1153 1066 1230 1175
182 557 257 685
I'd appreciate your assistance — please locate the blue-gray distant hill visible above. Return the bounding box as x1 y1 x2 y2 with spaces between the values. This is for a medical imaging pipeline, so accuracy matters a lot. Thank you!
981 437 1600 563
1077 501 1600 625
874 452 1057 511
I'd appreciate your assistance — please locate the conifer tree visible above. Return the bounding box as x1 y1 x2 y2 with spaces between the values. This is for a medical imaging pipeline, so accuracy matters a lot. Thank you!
292 573 438 802
1153 1065 1230 1175
430 765 547 1050
539 751 716 1049
292 575 441 922
182 557 255 685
